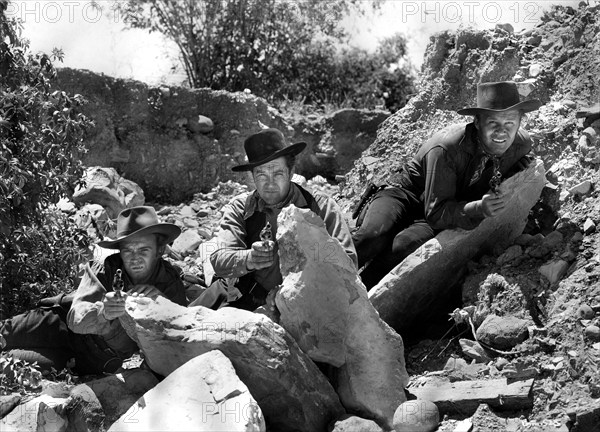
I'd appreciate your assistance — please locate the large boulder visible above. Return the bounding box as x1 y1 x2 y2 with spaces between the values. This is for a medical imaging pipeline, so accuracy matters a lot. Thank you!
73 167 145 219
0 394 68 432
118 297 344 432
369 160 546 335
109 350 265 432
275 206 408 428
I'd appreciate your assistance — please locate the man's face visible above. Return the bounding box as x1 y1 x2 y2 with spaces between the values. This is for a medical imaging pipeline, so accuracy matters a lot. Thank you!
252 157 292 205
475 110 522 156
119 233 161 284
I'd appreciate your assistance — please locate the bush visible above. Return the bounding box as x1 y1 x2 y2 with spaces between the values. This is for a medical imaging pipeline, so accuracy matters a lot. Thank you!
1 1 93 317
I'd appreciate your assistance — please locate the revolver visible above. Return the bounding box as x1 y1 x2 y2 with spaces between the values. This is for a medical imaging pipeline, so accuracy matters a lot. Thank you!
260 222 273 247
113 269 124 298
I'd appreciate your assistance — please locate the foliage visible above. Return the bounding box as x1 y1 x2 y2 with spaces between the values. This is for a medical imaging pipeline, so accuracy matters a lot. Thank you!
0 353 43 394
1 1 94 317
114 0 415 111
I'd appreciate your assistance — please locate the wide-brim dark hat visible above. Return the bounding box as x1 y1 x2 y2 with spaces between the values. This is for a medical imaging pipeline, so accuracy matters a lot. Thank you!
457 81 542 116
232 128 306 172
98 206 181 249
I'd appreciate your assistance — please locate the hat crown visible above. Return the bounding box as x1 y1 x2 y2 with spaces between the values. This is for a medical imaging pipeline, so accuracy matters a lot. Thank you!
244 129 288 165
116 206 160 238
477 81 521 110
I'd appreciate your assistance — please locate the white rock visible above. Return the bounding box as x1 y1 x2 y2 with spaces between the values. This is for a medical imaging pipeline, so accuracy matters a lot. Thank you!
0 394 68 432
584 218 596 234
118 297 344 432
528 63 543 77
73 167 145 219
393 400 439 432
171 229 202 255
109 351 265 432
276 206 409 428
569 180 592 196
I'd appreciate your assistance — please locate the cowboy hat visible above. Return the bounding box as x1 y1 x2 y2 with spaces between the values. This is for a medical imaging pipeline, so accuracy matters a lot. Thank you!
457 81 542 116
98 206 180 249
231 128 306 172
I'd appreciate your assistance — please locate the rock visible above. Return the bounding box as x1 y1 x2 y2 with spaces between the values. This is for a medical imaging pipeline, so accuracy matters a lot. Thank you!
0 394 21 418
73 167 145 219
393 400 439 432
497 245 523 265
73 369 159 426
583 126 598 144
171 229 202 255
0 394 68 432
569 180 592 196
563 100 577 109
577 304 595 320
584 218 596 234
528 63 543 77
179 205 196 217
526 35 542 46
109 351 265 432
495 23 514 34
459 339 492 363
476 315 530 351
539 259 569 284
275 206 408 427
119 297 344 432
585 325 600 341
369 160 545 335
188 114 214 134
515 79 537 98
330 415 384 432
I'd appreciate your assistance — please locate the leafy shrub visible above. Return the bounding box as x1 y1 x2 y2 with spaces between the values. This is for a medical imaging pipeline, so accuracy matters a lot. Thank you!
0 353 43 394
1 1 93 317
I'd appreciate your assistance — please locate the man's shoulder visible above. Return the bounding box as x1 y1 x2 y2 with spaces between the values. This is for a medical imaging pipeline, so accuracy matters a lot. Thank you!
423 123 469 152
226 191 254 210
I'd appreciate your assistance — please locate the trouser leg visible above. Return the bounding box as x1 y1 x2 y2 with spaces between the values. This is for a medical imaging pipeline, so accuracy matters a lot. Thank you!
352 188 416 269
360 220 436 290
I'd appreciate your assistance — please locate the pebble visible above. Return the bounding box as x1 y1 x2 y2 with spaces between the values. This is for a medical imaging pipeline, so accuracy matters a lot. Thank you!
584 325 600 341
529 63 543 77
393 400 439 432
584 218 596 234
577 304 595 320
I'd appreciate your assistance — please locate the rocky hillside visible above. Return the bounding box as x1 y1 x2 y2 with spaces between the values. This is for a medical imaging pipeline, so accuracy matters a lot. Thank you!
335 3 600 431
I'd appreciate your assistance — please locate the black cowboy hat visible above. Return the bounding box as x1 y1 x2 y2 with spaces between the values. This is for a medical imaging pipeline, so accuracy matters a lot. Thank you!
98 206 181 249
457 81 542 116
231 128 306 172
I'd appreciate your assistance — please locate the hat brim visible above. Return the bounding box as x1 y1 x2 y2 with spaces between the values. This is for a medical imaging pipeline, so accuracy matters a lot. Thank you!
457 99 542 116
97 223 181 249
231 142 307 172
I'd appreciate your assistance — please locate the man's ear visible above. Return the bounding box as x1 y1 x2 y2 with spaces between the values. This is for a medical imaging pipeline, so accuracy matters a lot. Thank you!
157 245 166 256
473 115 480 130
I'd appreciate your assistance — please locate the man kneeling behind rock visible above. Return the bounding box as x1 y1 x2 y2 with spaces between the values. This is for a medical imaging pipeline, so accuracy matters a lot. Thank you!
1 206 187 375
192 128 358 311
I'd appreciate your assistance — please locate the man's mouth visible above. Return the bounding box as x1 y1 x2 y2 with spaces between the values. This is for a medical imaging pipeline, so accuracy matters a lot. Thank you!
492 137 506 143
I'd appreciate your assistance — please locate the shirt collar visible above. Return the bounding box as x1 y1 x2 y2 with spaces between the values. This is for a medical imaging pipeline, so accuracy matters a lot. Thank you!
243 182 307 220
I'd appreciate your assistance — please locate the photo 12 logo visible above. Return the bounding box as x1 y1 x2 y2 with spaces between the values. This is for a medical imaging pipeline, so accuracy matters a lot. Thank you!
400 1 542 24
4 1 124 24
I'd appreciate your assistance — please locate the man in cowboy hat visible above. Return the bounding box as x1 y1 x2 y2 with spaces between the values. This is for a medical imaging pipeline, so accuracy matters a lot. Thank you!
67 206 187 365
1 206 186 375
192 128 357 311
353 81 542 289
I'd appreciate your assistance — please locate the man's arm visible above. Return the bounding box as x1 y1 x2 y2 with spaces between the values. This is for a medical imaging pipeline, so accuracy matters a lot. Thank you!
315 195 358 269
209 196 254 278
67 260 120 335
